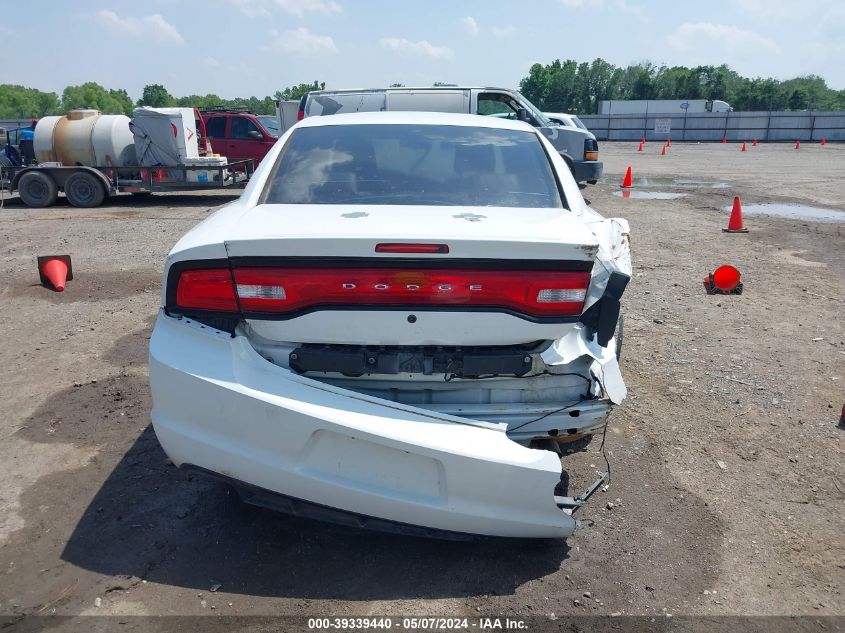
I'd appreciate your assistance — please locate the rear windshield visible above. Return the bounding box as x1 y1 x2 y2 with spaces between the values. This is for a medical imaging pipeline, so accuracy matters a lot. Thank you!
263 124 563 208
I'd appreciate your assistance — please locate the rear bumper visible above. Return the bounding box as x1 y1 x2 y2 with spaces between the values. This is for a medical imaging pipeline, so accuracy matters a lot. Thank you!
571 160 603 183
149 312 579 538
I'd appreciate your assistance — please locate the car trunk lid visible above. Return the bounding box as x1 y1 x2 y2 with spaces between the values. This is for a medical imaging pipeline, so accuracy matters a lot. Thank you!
222 203 598 260
172 204 600 346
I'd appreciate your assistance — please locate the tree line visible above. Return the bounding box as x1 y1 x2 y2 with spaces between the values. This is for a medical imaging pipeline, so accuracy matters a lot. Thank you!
0 81 325 119
3 63 844 119
519 59 845 114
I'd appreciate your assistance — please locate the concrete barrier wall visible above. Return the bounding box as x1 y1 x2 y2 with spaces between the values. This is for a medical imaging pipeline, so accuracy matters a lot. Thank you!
580 111 845 142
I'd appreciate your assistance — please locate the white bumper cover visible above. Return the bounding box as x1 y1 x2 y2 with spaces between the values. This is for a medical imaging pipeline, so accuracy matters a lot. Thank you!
149 313 578 538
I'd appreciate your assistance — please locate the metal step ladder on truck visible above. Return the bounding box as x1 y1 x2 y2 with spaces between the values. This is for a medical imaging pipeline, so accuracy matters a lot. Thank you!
0 107 254 208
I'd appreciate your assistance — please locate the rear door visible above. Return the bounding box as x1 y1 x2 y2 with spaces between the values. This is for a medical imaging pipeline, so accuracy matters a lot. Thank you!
203 115 228 157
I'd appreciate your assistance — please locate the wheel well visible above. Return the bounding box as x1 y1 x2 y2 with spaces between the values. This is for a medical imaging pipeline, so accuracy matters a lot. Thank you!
560 153 575 173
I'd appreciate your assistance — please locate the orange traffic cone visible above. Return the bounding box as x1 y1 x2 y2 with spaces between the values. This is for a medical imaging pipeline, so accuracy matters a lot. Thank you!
621 165 633 188
660 144 667 156
741 142 747 152
723 197 749 233
637 141 643 152
722 135 727 144
752 138 757 147
37 255 73 292
666 137 671 147
794 140 800 149
821 138 827 146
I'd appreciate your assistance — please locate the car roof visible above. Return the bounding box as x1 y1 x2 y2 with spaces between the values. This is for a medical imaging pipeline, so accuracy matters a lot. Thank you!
307 87 509 94
296 111 538 132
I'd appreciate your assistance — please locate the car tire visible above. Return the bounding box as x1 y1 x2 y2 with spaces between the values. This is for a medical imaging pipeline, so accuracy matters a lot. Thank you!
64 171 106 208
18 171 58 208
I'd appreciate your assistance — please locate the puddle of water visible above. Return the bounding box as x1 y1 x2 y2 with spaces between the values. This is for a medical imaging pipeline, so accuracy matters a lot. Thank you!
669 178 730 189
722 203 845 223
601 177 728 188
614 190 688 200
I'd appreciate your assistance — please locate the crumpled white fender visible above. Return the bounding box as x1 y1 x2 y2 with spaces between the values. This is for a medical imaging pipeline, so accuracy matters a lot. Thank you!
538 210 630 406
540 325 627 404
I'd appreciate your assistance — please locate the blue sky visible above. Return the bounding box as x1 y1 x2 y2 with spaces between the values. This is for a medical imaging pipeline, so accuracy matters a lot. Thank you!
3 0 844 100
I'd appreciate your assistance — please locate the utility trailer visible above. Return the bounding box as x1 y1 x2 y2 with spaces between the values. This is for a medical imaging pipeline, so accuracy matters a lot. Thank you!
1 160 254 208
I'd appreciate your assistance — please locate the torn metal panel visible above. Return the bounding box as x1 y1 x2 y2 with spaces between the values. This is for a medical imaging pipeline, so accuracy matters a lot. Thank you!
540 325 627 404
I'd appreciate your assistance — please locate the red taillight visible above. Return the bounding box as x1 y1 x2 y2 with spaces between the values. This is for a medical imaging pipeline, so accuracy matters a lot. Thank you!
375 243 449 254
297 110 304 121
232 267 589 317
176 269 238 311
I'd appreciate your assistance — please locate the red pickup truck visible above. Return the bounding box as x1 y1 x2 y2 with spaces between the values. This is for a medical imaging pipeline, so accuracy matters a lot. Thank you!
200 111 280 169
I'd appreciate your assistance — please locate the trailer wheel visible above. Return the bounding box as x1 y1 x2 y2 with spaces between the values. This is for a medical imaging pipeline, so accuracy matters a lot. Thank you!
18 171 59 208
64 171 106 208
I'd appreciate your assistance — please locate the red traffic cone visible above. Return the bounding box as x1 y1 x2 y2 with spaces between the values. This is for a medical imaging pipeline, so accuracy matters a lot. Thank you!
795 140 800 149
37 255 73 292
821 137 827 146
723 196 749 233
741 142 747 152
666 137 671 147
621 165 633 188
704 265 743 295
752 138 757 147
641 136 646 144
660 144 667 156
637 141 643 152
722 135 727 144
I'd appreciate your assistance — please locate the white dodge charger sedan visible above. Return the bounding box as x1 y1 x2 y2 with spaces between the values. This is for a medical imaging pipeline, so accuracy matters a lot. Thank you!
149 111 631 539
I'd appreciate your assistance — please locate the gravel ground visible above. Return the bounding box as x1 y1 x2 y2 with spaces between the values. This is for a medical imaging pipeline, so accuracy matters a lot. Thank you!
0 142 842 623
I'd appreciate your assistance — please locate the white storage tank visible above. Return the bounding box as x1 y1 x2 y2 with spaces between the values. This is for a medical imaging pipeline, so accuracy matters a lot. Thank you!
34 110 137 167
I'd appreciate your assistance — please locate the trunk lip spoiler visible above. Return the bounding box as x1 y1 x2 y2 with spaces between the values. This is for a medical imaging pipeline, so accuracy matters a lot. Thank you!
225 255 595 271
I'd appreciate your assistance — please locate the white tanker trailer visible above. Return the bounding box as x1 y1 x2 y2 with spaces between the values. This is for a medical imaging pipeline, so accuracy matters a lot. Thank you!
2 108 254 208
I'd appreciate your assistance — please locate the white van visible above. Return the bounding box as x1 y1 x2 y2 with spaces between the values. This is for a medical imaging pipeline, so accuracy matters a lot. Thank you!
293 87 603 184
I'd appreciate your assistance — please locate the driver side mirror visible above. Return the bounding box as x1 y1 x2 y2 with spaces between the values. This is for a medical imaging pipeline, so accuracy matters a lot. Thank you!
516 108 534 125
247 130 263 140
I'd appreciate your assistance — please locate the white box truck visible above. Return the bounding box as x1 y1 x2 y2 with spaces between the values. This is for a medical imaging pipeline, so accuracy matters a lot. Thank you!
598 99 732 114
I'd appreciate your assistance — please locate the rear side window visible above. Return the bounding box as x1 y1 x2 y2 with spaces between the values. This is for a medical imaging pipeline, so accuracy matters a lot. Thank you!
263 124 564 208
205 117 226 138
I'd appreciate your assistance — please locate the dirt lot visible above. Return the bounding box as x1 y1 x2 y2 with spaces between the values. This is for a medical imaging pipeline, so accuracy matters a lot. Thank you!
0 142 843 623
